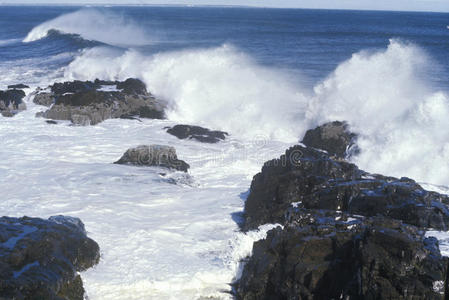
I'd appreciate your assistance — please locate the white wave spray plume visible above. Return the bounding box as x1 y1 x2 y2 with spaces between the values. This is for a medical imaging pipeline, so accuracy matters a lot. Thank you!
64 44 312 141
23 9 152 46
311 39 449 186
64 39 449 186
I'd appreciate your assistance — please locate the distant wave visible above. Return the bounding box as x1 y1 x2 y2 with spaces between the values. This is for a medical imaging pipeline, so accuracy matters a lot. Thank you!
0 38 21 46
23 9 152 47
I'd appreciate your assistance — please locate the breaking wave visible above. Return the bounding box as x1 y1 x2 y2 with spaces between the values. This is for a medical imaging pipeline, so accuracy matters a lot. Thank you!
63 39 449 186
23 9 152 47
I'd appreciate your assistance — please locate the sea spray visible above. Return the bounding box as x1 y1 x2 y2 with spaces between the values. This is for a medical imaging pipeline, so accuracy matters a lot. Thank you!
64 39 449 186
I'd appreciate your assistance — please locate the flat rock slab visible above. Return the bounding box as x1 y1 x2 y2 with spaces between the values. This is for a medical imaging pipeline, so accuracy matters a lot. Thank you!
166 124 228 143
115 145 190 172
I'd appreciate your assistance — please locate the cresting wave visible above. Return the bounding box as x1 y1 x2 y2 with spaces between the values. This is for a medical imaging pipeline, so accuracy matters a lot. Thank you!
63 39 449 186
23 9 152 46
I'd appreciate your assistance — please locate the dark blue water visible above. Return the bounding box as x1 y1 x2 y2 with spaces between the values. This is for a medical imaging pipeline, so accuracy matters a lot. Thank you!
0 6 448 89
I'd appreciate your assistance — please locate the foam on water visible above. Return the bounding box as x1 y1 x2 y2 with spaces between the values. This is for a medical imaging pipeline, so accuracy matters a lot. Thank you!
23 9 152 47
0 95 288 299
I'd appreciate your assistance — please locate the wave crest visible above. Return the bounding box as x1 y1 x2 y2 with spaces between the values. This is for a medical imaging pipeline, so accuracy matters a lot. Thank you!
23 9 152 47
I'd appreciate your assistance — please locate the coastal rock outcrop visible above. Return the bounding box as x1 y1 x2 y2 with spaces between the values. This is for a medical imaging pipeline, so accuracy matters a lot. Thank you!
114 145 190 172
0 88 27 117
166 124 228 143
0 215 100 300
238 141 449 299
302 121 358 158
237 211 449 299
34 78 166 125
243 145 449 231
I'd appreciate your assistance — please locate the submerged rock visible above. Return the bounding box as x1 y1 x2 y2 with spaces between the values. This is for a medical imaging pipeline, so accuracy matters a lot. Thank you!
114 145 190 172
0 215 100 300
34 78 166 125
302 121 358 158
0 89 27 117
166 124 228 143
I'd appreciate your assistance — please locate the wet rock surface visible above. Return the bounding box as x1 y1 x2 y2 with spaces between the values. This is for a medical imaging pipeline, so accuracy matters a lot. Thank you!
302 121 358 158
243 145 449 231
0 88 27 117
115 145 190 172
7 84 29 89
34 78 166 125
0 215 100 300
166 124 228 143
238 142 449 299
237 211 449 299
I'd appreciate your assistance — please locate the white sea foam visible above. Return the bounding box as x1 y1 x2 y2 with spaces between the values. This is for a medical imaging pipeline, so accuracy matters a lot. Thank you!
23 9 152 46
0 97 289 299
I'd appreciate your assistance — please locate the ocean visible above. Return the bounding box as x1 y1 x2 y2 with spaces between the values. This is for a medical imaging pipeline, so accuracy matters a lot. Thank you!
1 6 449 299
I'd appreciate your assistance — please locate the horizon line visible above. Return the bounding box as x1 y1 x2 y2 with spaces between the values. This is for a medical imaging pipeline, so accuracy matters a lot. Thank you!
0 3 448 14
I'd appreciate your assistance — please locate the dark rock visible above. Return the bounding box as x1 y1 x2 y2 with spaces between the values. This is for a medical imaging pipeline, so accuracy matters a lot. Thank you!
0 215 100 300
94 79 119 86
51 80 98 95
302 121 359 158
35 78 166 125
238 142 449 299
243 145 449 231
33 91 56 107
0 89 27 117
167 125 228 143
116 78 147 95
7 84 30 89
114 145 190 172
46 120 58 124
236 210 449 299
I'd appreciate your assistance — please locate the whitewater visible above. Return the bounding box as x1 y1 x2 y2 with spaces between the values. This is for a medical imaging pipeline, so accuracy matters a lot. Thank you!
2 7 449 299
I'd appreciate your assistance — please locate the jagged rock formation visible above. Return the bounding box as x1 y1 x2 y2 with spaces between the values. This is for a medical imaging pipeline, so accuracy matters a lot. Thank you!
238 136 449 299
34 78 166 125
302 121 358 158
0 215 100 300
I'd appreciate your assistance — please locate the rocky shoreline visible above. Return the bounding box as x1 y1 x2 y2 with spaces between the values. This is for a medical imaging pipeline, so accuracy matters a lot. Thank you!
3 80 449 299
236 122 449 299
